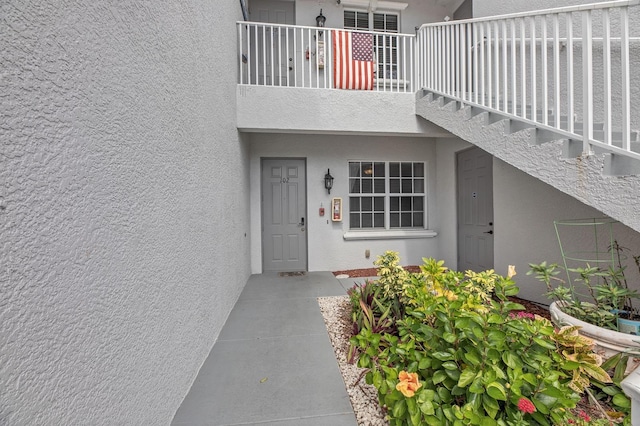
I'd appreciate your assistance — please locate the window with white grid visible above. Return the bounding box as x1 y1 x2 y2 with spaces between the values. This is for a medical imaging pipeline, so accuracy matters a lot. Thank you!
343 10 399 80
349 161 425 230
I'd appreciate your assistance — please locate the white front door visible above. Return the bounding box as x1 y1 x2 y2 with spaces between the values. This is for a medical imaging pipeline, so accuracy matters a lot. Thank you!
457 147 494 272
262 159 307 272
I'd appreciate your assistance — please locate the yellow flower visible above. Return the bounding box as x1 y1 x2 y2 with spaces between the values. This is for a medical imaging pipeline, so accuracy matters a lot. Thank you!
443 289 458 301
508 265 516 279
396 371 422 397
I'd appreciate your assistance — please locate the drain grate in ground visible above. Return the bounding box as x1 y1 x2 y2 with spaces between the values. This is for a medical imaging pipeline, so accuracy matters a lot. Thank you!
279 271 306 277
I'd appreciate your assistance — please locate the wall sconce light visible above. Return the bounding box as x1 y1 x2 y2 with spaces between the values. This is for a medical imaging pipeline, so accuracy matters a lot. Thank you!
316 9 326 28
324 169 334 194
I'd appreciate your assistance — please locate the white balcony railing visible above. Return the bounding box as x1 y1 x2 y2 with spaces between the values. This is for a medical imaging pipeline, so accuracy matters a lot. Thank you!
417 0 640 159
237 22 417 92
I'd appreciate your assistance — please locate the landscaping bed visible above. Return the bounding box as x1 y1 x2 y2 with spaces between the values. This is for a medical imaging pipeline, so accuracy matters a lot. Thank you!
329 257 627 425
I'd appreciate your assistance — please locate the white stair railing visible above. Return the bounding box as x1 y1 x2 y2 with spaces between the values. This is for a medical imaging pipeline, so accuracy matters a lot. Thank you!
237 22 417 93
417 0 640 160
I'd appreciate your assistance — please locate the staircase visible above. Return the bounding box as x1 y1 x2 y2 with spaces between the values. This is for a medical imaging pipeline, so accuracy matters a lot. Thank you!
416 89 640 233
415 0 640 233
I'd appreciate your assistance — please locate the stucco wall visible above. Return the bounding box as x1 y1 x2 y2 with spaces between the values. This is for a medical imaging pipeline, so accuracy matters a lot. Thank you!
434 137 473 269
249 133 440 272
294 0 451 32
493 159 640 304
1 1 251 425
238 86 452 136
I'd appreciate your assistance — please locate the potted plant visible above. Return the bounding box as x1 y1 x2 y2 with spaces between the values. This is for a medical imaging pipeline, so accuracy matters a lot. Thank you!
529 240 640 364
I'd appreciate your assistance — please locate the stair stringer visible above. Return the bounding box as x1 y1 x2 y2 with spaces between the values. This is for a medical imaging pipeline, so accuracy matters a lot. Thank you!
416 93 640 234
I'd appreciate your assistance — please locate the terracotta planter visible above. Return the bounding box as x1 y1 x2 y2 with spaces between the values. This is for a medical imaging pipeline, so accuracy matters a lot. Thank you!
549 302 640 365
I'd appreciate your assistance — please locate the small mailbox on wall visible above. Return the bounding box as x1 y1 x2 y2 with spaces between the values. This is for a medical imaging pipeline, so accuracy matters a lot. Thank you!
331 197 342 222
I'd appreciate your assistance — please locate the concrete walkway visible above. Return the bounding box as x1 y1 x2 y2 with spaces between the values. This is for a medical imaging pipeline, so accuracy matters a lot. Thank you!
171 271 359 426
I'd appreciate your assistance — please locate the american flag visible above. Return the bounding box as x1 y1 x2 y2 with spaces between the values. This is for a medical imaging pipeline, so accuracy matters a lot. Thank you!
333 30 374 90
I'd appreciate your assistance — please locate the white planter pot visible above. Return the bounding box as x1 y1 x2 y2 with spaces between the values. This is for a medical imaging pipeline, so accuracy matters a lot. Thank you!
549 302 640 358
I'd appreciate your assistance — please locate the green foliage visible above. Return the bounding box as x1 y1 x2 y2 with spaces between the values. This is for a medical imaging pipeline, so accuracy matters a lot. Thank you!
374 251 414 305
528 242 640 331
348 253 617 425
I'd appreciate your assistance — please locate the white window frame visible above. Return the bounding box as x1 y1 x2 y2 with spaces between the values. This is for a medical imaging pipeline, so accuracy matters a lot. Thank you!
345 160 436 240
343 9 400 80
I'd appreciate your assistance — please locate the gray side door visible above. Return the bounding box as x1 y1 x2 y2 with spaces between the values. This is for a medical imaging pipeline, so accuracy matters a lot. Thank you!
253 0 295 86
262 159 307 272
457 147 494 272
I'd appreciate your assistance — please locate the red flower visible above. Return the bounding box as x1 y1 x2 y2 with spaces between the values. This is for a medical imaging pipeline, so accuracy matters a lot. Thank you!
578 410 591 422
517 398 536 414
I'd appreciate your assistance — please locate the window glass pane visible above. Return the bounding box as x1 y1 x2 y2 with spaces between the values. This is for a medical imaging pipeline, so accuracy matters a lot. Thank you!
356 11 369 29
389 162 400 177
362 179 372 193
361 162 373 177
413 213 424 227
401 196 411 211
350 213 360 228
374 213 384 227
362 213 373 227
350 197 360 211
390 213 399 228
401 162 412 177
374 197 384 211
362 197 372 211
413 196 423 211
413 163 424 177
349 162 360 177
373 13 398 33
402 179 412 193
401 212 412 227
374 162 385 177
350 178 360 193
344 11 356 28
390 196 399 211
390 178 400 193
344 10 369 30
413 179 424 193
374 178 385 193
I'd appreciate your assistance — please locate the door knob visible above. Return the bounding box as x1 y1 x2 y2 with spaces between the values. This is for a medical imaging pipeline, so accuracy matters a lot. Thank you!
484 230 493 234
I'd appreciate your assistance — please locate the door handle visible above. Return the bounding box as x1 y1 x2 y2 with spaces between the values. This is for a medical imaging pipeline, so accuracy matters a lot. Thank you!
484 230 493 234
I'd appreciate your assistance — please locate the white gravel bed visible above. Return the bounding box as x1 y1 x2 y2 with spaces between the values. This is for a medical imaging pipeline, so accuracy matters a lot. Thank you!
318 296 389 426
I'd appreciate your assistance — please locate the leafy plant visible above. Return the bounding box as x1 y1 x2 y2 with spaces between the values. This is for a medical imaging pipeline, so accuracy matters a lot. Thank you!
347 279 399 364
528 255 640 332
349 254 614 425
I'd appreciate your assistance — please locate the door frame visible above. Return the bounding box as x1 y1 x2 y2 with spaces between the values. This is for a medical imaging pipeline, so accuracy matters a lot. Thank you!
260 157 308 272
455 146 494 272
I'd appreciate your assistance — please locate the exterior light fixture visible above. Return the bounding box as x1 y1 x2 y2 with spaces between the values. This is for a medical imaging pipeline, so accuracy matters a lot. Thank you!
316 9 326 27
324 169 334 194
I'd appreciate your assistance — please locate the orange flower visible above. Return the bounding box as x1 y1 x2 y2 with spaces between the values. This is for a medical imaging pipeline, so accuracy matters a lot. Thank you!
396 371 422 397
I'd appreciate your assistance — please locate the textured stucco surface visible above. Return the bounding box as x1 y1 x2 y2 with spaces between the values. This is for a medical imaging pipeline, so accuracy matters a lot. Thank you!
238 86 452 136
493 159 640 304
1 1 251 425
294 0 452 33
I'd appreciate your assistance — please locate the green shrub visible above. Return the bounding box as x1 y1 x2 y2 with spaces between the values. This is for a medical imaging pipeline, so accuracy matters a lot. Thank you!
349 254 614 426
